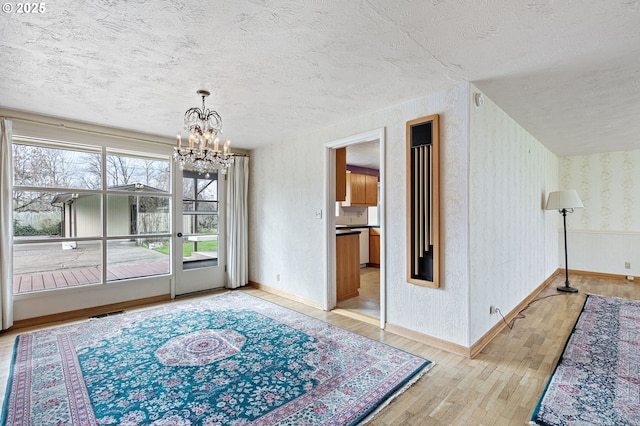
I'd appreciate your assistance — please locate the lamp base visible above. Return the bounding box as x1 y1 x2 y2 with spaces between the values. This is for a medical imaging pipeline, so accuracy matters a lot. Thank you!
557 285 578 293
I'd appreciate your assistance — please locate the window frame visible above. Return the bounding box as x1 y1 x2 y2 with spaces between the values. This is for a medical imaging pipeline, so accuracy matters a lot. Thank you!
11 136 174 294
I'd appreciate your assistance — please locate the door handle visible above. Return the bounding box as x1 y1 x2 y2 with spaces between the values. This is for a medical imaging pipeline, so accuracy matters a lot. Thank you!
176 232 183 237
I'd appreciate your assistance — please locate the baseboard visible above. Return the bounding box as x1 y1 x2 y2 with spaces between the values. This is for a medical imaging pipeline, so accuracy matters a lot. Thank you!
469 270 560 358
249 272 564 360
10 294 171 330
385 322 471 358
248 281 324 310
248 280 469 355
567 268 637 281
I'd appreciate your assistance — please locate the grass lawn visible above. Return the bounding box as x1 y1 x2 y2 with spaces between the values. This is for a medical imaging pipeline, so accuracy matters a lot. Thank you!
153 239 218 257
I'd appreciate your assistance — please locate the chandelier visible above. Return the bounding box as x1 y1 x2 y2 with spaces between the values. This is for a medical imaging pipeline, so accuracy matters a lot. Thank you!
174 89 234 175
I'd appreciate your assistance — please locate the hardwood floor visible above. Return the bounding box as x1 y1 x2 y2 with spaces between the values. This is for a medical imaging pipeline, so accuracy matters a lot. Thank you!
1 273 638 425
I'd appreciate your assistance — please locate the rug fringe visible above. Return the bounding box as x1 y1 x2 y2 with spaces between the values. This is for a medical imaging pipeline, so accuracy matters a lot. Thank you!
358 362 436 424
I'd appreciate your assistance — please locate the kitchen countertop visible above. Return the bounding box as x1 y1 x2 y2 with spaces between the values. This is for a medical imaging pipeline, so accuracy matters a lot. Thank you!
336 229 362 236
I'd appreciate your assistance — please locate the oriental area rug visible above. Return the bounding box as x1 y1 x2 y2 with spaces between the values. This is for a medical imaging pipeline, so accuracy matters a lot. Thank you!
531 294 640 426
2 291 432 425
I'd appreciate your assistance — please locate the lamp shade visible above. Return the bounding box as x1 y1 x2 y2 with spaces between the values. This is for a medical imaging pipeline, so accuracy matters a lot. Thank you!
545 190 584 210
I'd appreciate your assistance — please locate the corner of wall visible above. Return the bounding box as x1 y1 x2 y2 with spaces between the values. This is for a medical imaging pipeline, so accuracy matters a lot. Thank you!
467 88 560 344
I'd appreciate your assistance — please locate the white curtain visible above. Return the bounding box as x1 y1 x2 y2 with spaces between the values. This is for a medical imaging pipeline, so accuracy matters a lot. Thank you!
226 155 249 288
1 119 14 329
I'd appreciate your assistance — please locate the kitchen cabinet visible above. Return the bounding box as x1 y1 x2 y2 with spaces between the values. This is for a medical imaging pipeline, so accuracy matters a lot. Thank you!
336 232 360 301
369 227 380 267
336 147 346 202
343 172 378 207
364 174 378 205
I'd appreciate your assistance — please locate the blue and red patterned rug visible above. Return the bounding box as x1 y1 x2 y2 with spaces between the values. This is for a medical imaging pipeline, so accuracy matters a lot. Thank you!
2 291 432 425
531 294 640 425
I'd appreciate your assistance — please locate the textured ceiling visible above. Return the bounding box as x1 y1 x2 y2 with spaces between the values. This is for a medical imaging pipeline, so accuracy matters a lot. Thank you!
1 1 639 157
347 140 379 169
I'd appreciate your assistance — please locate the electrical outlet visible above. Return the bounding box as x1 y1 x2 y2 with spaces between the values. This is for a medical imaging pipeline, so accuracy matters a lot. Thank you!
489 305 496 315
625 261 631 269
276 273 280 282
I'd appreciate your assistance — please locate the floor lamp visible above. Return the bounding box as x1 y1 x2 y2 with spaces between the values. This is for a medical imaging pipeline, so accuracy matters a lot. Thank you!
545 190 584 293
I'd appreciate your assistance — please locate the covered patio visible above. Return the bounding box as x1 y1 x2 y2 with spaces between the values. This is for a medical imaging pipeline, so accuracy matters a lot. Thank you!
13 262 170 294
12 241 171 295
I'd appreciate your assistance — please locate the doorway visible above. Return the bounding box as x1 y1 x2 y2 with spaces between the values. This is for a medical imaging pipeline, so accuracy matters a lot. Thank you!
174 169 226 295
324 128 386 328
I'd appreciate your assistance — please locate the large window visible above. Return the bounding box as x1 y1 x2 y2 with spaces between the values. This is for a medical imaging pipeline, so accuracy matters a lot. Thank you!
12 139 172 294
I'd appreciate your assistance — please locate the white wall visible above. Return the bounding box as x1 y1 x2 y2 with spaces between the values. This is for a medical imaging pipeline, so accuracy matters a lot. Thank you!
468 85 559 344
560 150 640 276
250 83 472 347
249 83 564 348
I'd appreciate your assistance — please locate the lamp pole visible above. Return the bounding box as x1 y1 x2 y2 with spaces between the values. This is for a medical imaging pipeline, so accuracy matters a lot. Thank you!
558 208 578 293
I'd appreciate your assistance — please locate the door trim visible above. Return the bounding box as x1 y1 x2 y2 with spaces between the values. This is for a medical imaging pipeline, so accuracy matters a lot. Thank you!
324 128 386 329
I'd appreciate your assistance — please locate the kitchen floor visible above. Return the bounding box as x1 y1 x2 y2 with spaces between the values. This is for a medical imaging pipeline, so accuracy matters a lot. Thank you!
336 266 380 318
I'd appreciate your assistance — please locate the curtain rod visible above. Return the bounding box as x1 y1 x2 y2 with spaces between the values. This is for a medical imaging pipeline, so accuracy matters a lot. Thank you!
2 114 249 156
2 114 172 145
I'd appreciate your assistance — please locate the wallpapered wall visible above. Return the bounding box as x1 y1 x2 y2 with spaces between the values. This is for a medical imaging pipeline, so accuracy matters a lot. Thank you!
560 151 640 276
468 85 559 343
248 83 562 348
249 83 472 347
561 151 640 231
